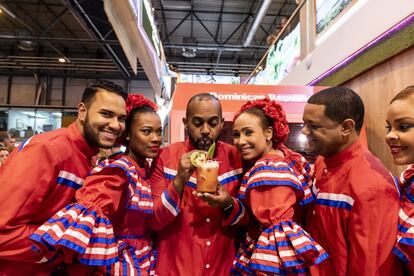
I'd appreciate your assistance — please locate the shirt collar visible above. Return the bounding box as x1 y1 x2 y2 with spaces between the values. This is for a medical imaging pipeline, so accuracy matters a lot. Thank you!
324 139 363 169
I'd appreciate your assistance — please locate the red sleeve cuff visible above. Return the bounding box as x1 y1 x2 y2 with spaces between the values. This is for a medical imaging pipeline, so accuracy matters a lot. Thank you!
160 184 182 217
223 197 246 226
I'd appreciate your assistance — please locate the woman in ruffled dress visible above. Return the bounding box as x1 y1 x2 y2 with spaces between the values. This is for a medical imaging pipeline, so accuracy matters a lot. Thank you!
30 95 182 275
231 98 328 275
385 85 414 273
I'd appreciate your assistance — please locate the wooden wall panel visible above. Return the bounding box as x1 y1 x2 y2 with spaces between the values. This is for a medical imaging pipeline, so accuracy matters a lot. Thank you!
344 46 414 175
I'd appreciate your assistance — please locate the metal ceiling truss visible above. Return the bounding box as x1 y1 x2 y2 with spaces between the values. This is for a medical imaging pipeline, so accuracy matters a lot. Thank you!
0 35 120 46
0 0 298 79
0 0 139 79
154 0 298 76
62 0 131 79
259 0 290 46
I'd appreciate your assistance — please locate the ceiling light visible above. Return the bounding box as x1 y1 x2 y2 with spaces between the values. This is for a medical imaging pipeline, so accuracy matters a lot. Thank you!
182 48 196 58
58 57 66 63
17 40 35 51
0 4 15 18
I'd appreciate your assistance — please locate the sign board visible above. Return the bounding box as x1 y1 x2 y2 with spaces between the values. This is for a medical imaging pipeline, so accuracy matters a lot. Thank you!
168 83 324 144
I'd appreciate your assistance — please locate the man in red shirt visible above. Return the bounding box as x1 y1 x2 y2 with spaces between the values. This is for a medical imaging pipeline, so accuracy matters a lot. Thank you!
149 93 244 275
0 80 127 275
302 87 402 275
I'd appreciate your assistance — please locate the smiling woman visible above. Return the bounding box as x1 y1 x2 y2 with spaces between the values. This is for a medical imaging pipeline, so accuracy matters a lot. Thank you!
385 85 414 273
230 98 328 275
30 94 183 275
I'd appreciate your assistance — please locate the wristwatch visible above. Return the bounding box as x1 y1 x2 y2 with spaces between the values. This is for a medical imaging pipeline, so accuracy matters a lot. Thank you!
222 201 234 216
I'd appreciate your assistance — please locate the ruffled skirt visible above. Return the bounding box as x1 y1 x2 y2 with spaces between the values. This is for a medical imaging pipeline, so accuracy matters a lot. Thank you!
233 220 328 275
30 203 155 275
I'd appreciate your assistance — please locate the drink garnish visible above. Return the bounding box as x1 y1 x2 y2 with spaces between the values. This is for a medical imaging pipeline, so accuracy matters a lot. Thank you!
190 151 207 168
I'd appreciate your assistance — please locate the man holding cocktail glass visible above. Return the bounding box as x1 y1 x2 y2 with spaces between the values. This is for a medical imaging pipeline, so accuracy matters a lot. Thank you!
149 93 244 276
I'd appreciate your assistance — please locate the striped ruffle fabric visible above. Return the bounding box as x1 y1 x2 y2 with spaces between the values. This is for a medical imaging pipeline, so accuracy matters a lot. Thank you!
30 203 118 266
237 160 314 206
233 220 328 275
93 157 154 214
104 240 156 275
394 164 414 263
398 164 414 203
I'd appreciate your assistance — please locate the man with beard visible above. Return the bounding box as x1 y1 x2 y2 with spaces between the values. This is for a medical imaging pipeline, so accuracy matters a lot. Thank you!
149 93 244 276
0 80 127 275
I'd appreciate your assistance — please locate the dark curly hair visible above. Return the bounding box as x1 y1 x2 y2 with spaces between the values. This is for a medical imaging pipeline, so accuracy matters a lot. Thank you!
81 80 128 107
233 98 289 149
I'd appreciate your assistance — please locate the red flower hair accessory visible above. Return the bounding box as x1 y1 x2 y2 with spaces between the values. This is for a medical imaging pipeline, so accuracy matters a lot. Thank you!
126 94 157 115
234 97 289 148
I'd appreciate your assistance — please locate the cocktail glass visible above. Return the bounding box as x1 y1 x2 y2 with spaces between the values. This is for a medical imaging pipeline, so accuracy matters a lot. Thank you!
196 160 219 193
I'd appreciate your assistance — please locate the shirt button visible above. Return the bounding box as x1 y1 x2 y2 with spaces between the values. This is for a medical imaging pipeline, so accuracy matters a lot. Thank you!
312 210 316 215
205 264 210 269
207 241 211 246
206 218 211 223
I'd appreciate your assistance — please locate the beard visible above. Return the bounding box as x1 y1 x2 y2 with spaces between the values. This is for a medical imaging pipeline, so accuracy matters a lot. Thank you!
189 135 214 151
83 114 113 149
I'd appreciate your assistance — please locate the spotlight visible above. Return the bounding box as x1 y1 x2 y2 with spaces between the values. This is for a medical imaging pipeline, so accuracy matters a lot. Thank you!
0 4 15 18
58 57 66 63
182 48 196 58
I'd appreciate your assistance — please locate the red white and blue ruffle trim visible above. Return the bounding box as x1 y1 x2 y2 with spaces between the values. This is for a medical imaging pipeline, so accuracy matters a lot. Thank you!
233 220 328 275
104 238 156 275
30 203 156 275
393 164 414 264
30 203 119 266
393 209 414 264
93 157 154 214
237 159 315 206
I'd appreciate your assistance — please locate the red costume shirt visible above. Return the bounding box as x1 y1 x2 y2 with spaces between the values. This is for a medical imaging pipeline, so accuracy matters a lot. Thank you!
233 146 328 275
0 123 97 274
30 155 181 275
307 140 402 276
149 140 243 276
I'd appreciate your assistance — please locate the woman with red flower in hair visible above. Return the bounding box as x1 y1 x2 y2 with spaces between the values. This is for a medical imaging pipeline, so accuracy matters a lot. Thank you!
231 98 328 275
29 94 183 275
